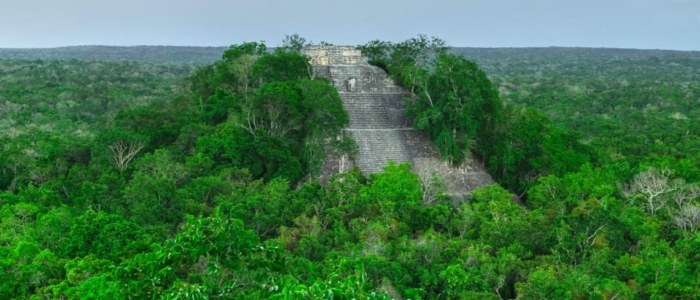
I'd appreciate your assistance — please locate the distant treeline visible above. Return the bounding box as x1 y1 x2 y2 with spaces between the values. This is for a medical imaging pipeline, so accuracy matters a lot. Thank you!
455 46 700 178
0 45 227 65
3 45 699 66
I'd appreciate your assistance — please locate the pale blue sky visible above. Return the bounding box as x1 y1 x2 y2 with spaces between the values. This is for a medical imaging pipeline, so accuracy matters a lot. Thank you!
1 0 699 50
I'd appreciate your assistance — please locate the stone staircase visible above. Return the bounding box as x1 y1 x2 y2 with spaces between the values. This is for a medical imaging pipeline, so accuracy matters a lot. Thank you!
303 45 494 198
341 93 411 129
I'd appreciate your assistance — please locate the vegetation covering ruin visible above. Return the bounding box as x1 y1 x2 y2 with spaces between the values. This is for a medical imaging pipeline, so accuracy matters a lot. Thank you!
0 36 698 298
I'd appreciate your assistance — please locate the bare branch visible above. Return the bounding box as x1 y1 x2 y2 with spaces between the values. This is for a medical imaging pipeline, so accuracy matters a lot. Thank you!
109 140 144 171
623 168 676 216
673 205 700 233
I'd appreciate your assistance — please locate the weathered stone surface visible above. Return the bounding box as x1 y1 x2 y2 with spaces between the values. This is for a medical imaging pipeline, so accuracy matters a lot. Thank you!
303 45 494 198
304 45 368 66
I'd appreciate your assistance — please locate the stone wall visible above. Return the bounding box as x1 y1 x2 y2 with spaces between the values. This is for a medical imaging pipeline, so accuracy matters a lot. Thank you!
303 46 494 198
303 45 368 66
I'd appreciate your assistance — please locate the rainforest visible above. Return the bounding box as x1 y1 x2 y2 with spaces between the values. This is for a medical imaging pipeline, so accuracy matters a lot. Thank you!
0 36 699 299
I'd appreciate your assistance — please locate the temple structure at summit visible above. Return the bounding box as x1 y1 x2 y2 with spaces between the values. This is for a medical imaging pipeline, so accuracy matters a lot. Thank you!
303 45 494 198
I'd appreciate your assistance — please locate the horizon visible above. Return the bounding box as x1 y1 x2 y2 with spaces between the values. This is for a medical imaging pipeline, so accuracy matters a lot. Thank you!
2 0 699 51
2 44 700 53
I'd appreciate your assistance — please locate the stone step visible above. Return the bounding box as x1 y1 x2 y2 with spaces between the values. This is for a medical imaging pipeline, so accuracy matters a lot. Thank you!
332 83 403 94
340 93 413 129
347 129 412 174
328 70 393 83
328 65 403 93
343 111 392 129
340 93 405 107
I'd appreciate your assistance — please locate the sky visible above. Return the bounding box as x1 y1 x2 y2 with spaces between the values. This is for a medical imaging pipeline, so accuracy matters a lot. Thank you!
1 0 699 50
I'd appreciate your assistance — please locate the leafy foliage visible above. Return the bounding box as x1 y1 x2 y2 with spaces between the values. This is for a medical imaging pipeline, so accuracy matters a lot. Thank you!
455 47 700 178
360 37 593 193
0 38 698 299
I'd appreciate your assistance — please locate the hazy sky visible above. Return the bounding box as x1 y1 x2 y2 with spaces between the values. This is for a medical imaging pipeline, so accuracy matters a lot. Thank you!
1 0 699 50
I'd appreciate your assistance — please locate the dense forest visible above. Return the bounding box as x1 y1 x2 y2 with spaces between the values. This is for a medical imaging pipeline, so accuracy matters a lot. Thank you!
0 37 698 299
455 47 700 178
0 46 225 65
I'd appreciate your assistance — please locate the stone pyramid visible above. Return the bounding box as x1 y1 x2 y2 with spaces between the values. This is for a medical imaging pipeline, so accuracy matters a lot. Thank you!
303 45 494 198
